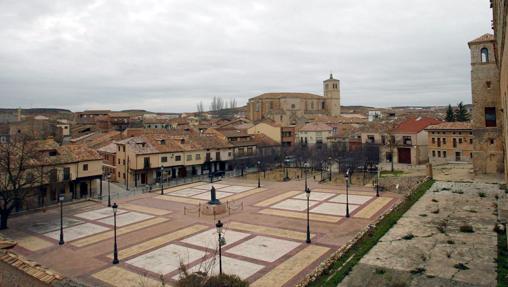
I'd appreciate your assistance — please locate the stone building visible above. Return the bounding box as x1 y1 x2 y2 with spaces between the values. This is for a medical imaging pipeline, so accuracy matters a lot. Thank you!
491 0 508 181
246 74 341 125
468 33 505 174
425 122 473 164
296 122 334 146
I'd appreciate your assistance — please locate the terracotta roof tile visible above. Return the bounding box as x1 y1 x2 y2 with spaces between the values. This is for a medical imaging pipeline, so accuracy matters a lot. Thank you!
393 117 442 134
299 122 333 132
251 92 323 100
425 122 472 130
0 250 64 284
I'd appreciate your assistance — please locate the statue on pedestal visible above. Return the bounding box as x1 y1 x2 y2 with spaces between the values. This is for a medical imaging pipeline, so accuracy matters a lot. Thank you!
209 186 220 205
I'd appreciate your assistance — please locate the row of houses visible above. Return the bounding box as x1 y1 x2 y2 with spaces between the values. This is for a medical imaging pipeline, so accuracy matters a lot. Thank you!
360 117 473 165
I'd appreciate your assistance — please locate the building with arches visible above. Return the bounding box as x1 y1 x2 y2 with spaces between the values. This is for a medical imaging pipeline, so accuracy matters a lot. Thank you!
246 74 341 126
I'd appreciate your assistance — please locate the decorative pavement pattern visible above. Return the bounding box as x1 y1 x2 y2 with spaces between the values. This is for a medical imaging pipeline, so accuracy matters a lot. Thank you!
257 188 396 222
0 180 400 287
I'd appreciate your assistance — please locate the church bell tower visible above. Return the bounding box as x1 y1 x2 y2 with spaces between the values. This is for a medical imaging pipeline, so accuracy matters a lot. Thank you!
324 74 341 116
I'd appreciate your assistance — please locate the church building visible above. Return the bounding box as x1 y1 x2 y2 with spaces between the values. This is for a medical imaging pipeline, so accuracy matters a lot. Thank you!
246 74 341 126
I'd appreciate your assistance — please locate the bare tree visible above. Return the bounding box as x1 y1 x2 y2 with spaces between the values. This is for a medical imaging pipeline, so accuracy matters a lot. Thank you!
0 135 44 229
209 96 227 112
379 120 401 172
229 99 237 109
196 101 205 114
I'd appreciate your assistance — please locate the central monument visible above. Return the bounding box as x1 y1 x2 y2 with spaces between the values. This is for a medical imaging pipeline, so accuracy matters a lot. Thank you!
202 185 226 215
208 186 220 205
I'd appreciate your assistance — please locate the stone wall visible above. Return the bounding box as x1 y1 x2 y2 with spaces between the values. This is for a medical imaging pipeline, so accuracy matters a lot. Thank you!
295 177 429 287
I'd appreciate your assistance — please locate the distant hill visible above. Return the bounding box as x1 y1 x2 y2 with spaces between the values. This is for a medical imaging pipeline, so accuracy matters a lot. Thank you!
0 108 72 114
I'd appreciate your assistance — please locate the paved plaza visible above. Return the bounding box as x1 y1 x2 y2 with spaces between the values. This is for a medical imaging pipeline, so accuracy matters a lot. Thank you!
1 179 401 287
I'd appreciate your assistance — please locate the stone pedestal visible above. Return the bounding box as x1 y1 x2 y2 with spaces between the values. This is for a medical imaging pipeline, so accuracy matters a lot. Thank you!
201 203 227 216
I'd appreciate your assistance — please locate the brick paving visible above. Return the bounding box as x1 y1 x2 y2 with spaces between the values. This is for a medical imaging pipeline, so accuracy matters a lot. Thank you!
1 178 402 287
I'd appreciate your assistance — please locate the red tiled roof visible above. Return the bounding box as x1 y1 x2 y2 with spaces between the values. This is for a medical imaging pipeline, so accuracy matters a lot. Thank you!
392 117 442 134
425 122 471 130
299 122 333 132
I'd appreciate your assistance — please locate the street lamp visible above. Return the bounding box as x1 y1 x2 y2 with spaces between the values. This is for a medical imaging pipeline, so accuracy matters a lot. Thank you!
160 165 165 195
216 220 224 275
305 187 311 244
304 162 309 192
328 156 332 181
112 203 119 264
376 168 380 197
345 169 350 218
257 161 261 188
58 193 65 245
283 159 290 181
107 173 111 207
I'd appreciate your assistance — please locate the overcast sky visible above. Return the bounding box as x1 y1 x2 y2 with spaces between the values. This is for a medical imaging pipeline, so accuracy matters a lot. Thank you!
0 0 493 112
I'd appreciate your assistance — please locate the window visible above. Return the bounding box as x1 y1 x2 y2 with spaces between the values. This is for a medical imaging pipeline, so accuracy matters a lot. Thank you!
470 138 473 144
83 164 88 171
443 151 447 158
175 155 181 161
485 107 496 127
123 173 125 179
187 154 192 161
403 136 412 145
438 151 441 157
161 156 168 163
432 138 435 144
291 104 295 109
322 102 325 109
144 157 150 168
123 159 126 165
118 159 120 164
63 167 70 180
432 150 436 157
437 138 441 147
196 154 201 160
442 138 446 145
367 135 375 144
481 47 489 63
459 138 463 144
453 138 457 148
486 81 492 88
490 139 495 145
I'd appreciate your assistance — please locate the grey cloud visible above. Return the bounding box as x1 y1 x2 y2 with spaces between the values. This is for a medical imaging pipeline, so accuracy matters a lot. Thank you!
0 0 493 112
